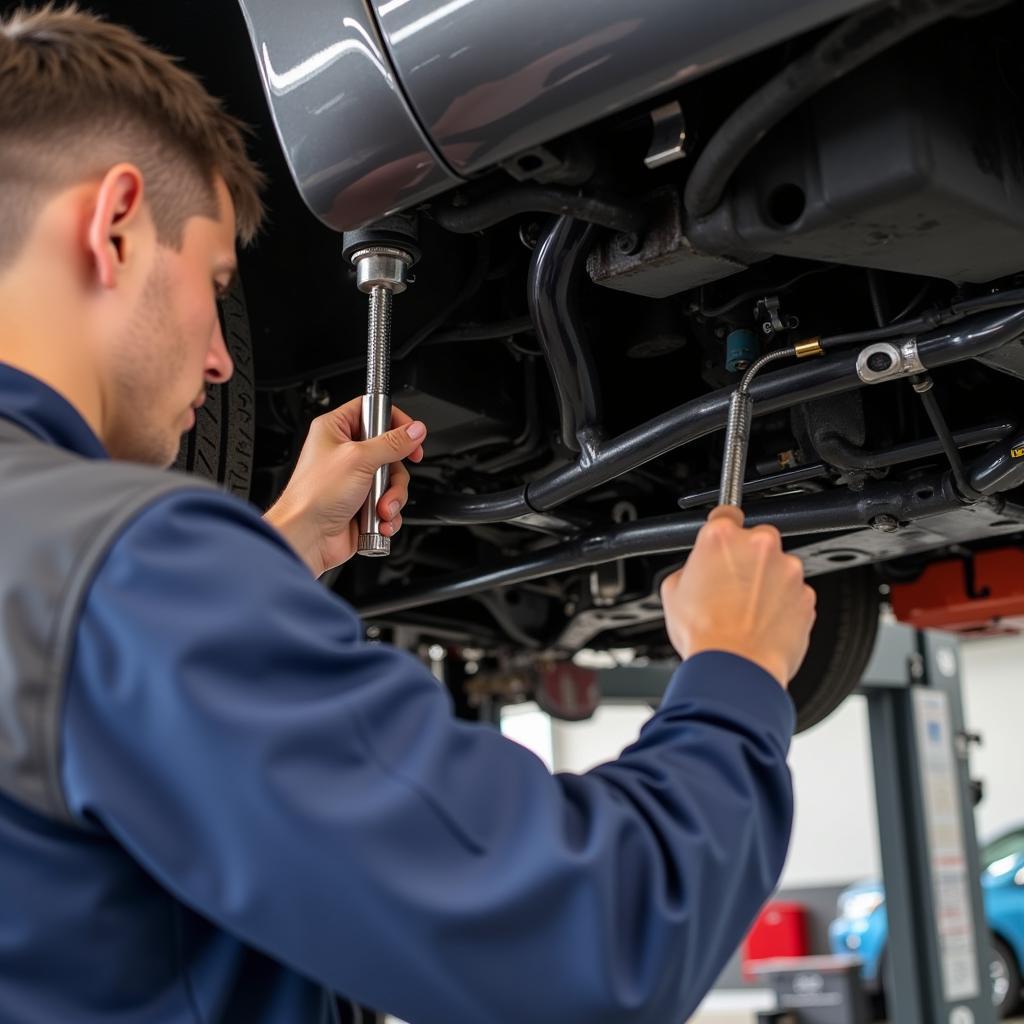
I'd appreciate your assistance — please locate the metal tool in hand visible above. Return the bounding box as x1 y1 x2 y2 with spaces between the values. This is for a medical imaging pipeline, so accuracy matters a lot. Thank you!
719 339 824 508
348 245 415 557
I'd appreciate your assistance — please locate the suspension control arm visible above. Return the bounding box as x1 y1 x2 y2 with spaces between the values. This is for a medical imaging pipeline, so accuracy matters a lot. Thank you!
410 306 1024 526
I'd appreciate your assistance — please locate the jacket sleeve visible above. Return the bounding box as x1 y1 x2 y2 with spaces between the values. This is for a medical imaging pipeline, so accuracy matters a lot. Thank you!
60 489 796 1024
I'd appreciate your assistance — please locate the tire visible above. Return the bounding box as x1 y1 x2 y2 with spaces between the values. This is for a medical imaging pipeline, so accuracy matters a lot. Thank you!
789 566 881 733
173 280 255 499
992 935 1023 1018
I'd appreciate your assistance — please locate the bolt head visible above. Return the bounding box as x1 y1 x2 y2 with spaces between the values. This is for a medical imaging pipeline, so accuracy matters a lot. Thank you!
616 232 640 255
870 514 900 533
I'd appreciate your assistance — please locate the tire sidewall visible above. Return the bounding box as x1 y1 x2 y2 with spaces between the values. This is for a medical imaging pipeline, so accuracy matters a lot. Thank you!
992 936 1022 1017
173 280 255 497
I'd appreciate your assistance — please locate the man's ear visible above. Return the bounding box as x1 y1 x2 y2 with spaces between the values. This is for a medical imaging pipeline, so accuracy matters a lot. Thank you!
87 164 146 290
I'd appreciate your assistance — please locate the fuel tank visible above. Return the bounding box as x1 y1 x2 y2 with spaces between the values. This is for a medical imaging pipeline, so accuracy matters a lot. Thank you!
237 0 877 232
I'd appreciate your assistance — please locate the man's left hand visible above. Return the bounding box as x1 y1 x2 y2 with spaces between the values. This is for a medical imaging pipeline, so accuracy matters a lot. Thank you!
264 398 426 577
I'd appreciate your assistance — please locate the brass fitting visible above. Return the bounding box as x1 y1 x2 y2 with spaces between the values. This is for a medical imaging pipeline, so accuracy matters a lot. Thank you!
794 337 825 359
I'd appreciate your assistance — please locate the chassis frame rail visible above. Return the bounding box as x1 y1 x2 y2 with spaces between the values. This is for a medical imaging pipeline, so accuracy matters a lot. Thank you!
360 465 1024 616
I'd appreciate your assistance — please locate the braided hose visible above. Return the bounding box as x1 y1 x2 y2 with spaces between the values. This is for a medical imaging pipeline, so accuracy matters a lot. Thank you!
718 348 808 507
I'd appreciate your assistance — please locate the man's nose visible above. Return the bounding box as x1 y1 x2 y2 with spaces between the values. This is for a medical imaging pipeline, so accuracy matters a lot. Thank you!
205 319 234 384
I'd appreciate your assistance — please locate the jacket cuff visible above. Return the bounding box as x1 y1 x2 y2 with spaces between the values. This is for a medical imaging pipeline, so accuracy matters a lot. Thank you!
661 651 796 747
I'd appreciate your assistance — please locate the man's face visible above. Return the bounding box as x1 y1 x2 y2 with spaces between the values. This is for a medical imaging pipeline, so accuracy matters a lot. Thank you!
104 177 238 467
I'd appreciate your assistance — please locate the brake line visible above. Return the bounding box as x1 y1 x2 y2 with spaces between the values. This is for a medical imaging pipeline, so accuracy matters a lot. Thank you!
910 374 986 500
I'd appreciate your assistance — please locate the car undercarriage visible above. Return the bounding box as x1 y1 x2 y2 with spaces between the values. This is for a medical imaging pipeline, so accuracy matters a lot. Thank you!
83 0 1024 730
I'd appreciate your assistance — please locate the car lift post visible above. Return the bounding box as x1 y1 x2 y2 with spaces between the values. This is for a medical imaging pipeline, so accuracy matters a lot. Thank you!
860 624 996 1024
596 622 997 1024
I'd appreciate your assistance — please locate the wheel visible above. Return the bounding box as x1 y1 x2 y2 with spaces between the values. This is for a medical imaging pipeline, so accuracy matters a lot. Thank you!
173 279 255 498
789 566 881 733
992 935 1023 1018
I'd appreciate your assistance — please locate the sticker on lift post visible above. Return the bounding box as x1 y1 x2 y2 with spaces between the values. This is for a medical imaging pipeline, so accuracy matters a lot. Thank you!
1011 446 1024 458
913 690 982 1005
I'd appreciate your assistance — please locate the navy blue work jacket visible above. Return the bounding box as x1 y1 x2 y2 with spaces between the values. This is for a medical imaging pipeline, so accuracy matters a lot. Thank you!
0 364 796 1023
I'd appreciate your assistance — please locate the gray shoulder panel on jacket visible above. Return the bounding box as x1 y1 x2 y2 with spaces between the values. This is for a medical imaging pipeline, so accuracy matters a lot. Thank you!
0 418 220 825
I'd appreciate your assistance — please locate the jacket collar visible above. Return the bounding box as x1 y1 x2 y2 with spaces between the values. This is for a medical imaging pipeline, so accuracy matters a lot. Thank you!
0 363 108 460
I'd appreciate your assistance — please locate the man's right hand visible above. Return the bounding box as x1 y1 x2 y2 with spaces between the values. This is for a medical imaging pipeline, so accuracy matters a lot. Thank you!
660 506 817 687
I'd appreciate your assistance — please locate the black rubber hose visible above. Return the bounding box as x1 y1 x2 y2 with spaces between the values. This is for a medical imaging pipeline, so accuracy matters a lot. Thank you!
433 185 647 236
912 375 986 499
683 0 970 220
528 217 604 453
820 287 1024 351
813 420 1014 472
700 265 835 317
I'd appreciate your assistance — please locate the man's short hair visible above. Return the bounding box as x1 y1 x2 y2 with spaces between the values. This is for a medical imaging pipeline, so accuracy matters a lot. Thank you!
0 4 265 270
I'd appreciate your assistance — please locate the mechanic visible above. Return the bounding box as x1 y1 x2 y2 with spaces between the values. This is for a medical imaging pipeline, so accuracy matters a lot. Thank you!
0 8 817 1024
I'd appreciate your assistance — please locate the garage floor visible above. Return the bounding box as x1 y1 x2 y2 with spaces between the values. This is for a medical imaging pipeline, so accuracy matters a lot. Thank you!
689 991 1024 1023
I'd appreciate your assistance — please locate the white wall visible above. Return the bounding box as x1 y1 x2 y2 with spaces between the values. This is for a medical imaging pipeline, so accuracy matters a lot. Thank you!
780 695 880 888
509 638 1021 889
500 702 555 770
543 691 883 890
960 635 1024 844
551 703 654 774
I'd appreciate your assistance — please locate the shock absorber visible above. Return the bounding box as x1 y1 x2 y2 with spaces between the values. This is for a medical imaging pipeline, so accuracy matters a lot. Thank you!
343 217 420 557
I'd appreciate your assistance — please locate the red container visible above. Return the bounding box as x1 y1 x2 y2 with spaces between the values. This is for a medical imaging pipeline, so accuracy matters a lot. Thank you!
741 901 808 982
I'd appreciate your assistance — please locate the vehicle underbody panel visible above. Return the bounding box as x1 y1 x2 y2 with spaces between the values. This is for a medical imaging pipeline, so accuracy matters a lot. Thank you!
102 0 1024 727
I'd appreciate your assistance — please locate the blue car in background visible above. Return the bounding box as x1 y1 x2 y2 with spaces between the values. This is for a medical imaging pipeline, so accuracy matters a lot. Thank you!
830 826 1024 1018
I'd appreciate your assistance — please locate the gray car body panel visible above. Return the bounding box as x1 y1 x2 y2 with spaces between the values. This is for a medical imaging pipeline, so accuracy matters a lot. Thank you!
239 0 880 231
372 0 880 176
237 0 462 232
